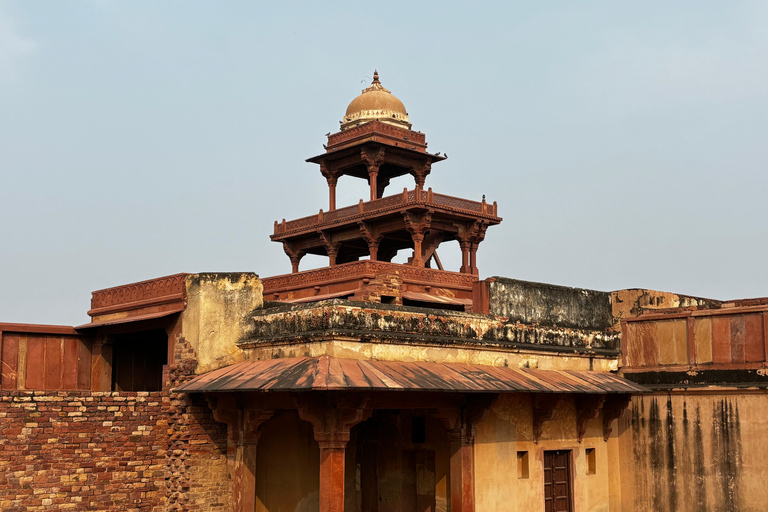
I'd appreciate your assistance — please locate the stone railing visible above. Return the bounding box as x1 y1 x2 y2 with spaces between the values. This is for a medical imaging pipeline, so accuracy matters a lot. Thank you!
327 120 426 149
90 273 188 314
262 260 478 293
273 188 499 236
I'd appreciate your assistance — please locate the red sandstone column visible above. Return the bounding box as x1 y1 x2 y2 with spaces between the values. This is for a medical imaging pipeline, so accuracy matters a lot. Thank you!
461 435 476 512
328 178 337 211
317 434 348 512
448 430 465 512
233 435 259 512
412 234 425 267
469 244 479 276
297 395 372 512
448 426 476 512
208 401 273 512
435 398 493 512
368 167 379 201
459 241 470 274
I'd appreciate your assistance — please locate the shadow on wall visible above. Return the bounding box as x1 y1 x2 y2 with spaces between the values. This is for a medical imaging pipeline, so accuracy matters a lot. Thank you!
255 411 320 512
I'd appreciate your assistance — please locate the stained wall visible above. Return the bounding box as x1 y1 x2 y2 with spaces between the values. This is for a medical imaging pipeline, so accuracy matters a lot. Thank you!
618 392 768 512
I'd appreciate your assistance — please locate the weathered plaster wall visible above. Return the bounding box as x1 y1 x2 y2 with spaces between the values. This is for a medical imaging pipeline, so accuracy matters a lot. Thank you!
619 392 768 512
241 300 621 371
486 278 613 331
474 395 621 512
183 272 262 374
0 388 230 512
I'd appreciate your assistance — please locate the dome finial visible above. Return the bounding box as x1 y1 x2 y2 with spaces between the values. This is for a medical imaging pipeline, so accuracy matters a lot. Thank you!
372 70 380 85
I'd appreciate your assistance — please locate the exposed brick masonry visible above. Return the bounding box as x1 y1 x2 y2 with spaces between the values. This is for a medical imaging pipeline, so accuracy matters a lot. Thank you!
0 378 229 511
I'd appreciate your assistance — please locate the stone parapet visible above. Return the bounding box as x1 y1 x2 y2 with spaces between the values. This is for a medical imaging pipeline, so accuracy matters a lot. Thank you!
240 300 620 357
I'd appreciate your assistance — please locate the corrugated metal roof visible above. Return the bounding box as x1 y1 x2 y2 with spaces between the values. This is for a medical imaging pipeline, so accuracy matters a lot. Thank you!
175 356 647 394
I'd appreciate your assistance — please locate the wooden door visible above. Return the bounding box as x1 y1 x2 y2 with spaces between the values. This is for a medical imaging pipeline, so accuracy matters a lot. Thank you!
544 450 572 512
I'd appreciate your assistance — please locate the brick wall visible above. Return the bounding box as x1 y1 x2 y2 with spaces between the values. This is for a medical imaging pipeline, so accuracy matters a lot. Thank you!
0 388 230 512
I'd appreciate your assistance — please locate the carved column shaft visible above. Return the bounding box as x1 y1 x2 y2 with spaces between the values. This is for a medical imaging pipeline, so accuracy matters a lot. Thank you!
328 177 338 211
368 166 379 201
321 164 341 212
297 395 372 512
208 398 274 512
469 244 479 276
459 241 471 274
434 396 494 512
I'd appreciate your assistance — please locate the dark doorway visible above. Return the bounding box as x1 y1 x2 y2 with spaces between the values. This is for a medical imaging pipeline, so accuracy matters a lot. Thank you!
544 450 573 512
111 329 168 391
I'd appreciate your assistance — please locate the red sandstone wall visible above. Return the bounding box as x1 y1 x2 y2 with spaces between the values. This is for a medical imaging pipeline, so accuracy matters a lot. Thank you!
0 389 230 512
622 307 768 369
0 327 92 392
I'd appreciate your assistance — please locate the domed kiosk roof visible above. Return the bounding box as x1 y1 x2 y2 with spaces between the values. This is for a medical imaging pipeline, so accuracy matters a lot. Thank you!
341 71 412 131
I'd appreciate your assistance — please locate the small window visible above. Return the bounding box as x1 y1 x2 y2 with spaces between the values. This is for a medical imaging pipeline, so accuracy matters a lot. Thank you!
412 416 426 444
585 448 596 475
517 451 529 478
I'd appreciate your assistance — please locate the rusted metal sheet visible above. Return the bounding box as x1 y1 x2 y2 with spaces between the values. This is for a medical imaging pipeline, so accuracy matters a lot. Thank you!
175 356 647 394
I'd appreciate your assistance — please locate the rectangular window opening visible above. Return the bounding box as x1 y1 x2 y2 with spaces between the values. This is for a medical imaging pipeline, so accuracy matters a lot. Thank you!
586 447 596 475
517 451 529 479
412 416 426 444
111 329 168 392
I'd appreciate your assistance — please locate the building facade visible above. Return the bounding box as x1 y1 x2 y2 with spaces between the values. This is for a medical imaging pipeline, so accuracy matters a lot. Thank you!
1 74 765 512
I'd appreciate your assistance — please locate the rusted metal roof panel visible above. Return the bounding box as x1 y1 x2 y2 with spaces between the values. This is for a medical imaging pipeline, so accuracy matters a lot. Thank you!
175 356 648 394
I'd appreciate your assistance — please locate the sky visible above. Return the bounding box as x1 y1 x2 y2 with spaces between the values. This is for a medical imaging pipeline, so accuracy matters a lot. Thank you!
1 1 767 325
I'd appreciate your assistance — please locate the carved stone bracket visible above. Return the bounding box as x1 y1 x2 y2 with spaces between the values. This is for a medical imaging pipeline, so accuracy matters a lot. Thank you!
358 221 383 261
602 394 632 441
296 393 372 512
410 160 432 191
575 394 606 443
456 220 488 276
533 394 564 444
361 147 386 168
402 211 433 267
295 394 373 447
320 162 342 211
206 395 275 447
361 147 386 200
318 231 341 266
282 242 306 274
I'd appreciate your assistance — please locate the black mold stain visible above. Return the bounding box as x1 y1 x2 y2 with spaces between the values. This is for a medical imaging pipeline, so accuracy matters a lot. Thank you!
712 399 742 512
648 398 665 511
682 401 693 510
631 399 649 509
665 396 677 512
693 404 707 511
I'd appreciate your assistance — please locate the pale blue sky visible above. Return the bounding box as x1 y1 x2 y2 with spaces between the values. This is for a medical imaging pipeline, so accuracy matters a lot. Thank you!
1 1 767 324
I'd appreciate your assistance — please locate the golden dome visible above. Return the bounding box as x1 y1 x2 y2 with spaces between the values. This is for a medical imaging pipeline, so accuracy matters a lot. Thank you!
341 71 412 131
